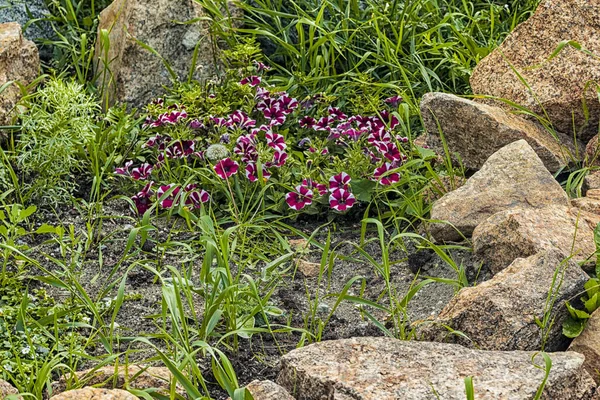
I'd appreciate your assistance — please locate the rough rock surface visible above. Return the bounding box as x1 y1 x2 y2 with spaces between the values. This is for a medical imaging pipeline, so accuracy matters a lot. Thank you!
586 135 600 167
0 22 39 126
584 172 600 195
95 0 233 108
470 0 600 142
52 366 183 397
420 92 576 172
228 380 295 400
572 196 600 215
430 140 569 242
0 0 53 42
0 379 18 397
49 388 138 400
570 308 600 384
277 337 596 400
472 205 597 274
420 250 588 351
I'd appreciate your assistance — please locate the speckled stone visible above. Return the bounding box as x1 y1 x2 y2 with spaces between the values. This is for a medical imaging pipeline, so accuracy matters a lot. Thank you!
421 92 577 172
586 134 600 167
0 379 18 398
569 308 600 384
0 0 53 42
430 140 569 242
52 366 184 397
473 205 597 274
584 171 600 195
470 0 600 142
420 249 588 351
0 22 39 126
95 0 238 108
277 337 596 400
228 380 295 400
49 388 138 400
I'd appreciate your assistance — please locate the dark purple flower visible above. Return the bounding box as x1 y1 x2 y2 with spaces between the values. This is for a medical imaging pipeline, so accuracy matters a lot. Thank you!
264 107 286 126
254 60 271 72
375 142 402 163
286 185 313 211
214 158 239 179
299 116 316 129
228 110 256 129
298 137 311 147
271 150 288 167
160 109 188 125
302 179 327 196
314 116 334 131
186 189 210 208
220 134 231 144
255 87 271 100
329 172 351 191
189 119 205 130
266 132 287 151
384 95 403 107
240 76 262 87
245 162 271 182
368 130 392 145
379 110 399 129
373 163 400 185
329 189 356 212
328 106 348 121
212 117 231 128
131 163 153 180
115 160 133 176
157 184 181 209
276 94 299 114
396 135 409 143
132 181 154 214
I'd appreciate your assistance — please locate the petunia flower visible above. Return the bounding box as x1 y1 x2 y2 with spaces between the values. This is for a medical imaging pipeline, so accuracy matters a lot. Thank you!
328 106 348 121
271 150 288 167
132 181 154 214
329 189 356 212
375 141 402 163
329 172 351 191
373 163 401 185
157 184 181 209
214 158 239 179
240 76 262 87
115 160 133 176
286 185 313 211
228 110 256 129
302 179 328 196
189 119 205 130
245 162 271 182
254 60 271 72
131 163 153 180
186 189 210 208
384 95 403 107
264 107 286 126
266 132 287 151
299 116 316 129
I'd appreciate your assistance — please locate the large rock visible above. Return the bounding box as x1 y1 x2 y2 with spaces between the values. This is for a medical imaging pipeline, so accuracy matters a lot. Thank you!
49 388 138 400
421 93 576 172
228 380 295 400
470 0 600 142
0 0 53 42
584 171 600 195
52 366 183 397
473 205 597 274
569 308 600 384
420 250 588 351
586 135 600 167
277 337 596 400
0 379 18 397
95 0 230 108
0 22 39 126
430 140 569 242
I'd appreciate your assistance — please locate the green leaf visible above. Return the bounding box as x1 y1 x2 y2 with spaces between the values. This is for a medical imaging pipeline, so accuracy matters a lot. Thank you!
563 316 586 338
36 224 57 234
565 301 591 319
584 293 600 314
585 278 600 299
351 179 377 202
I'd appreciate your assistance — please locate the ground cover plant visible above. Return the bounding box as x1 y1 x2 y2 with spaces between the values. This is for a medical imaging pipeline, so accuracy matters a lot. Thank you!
6 0 596 399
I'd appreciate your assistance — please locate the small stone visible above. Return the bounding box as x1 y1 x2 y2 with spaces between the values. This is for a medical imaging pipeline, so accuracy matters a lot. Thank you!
52 366 184 397
430 140 569 242
420 249 588 351
0 379 18 398
288 238 309 250
0 0 53 43
0 22 40 127
472 205 597 274
572 196 600 215
227 380 294 400
49 388 138 400
277 337 596 399
470 0 600 142
297 259 321 277
421 92 576 172
569 308 600 384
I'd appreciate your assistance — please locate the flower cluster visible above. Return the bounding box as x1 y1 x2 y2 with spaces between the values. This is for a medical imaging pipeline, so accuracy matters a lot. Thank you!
115 60 410 217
